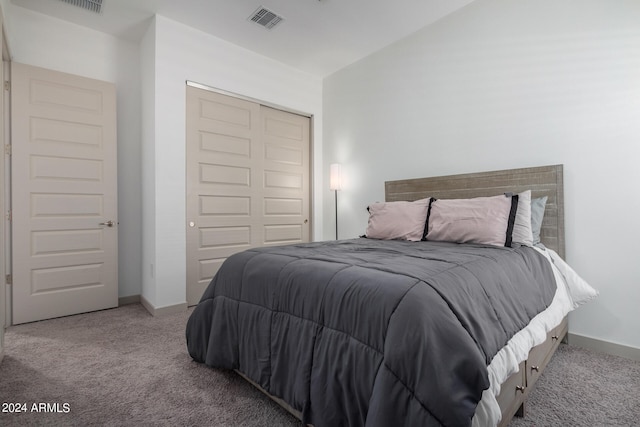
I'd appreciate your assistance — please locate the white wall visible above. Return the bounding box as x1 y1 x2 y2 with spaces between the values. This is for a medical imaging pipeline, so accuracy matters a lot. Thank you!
141 16 323 309
3 5 143 299
2 6 323 312
140 18 156 306
323 0 640 350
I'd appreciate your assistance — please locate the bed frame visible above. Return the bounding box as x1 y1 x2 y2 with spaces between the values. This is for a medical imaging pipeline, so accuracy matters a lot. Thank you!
385 164 565 258
244 164 568 426
385 164 567 425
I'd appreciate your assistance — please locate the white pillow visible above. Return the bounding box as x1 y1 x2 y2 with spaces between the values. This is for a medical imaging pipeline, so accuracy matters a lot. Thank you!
511 190 534 246
365 198 430 241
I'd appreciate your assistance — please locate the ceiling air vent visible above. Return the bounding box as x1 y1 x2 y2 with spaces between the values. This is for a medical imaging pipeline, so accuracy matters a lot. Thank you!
248 6 284 30
57 0 103 14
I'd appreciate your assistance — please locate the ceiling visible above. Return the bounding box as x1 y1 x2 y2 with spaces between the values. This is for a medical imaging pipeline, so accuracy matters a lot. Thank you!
10 0 476 77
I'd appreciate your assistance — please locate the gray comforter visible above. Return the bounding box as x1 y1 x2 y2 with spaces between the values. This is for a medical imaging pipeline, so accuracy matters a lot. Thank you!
186 239 556 427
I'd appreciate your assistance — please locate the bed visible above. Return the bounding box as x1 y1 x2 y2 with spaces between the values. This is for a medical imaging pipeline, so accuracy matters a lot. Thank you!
186 164 596 426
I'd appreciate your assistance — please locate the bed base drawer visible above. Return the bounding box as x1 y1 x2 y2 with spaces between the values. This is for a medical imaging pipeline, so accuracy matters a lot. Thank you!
497 316 568 426
496 361 526 422
527 317 568 387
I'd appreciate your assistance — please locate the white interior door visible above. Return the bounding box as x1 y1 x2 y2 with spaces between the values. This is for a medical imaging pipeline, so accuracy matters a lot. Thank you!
11 62 118 324
186 86 310 305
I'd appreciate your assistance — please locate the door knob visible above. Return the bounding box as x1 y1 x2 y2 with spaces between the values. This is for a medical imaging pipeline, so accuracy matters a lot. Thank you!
99 220 115 227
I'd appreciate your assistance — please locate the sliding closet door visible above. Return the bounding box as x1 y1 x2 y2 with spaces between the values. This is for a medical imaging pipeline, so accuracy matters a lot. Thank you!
186 87 261 306
261 105 310 245
185 86 310 305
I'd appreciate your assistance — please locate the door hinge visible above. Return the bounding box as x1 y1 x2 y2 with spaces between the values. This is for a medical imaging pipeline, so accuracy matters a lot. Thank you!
4 144 10 156
5 210 11 222
5 274 11 285
4 81 9 91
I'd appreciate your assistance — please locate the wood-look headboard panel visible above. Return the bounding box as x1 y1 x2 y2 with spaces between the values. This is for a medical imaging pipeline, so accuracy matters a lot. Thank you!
385 165 565 258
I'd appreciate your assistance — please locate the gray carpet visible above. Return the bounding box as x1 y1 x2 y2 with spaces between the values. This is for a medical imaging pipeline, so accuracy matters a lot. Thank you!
507 341 640 427
0 304 638 426
0 304 299 426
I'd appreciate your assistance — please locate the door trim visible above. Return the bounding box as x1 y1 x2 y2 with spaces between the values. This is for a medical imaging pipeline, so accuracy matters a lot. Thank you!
2 58 9 329
186 81 312 119
0 16 7 360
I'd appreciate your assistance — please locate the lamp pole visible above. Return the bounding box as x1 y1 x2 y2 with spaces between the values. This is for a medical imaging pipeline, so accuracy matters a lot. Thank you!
334 189 338 240
329 163 342 241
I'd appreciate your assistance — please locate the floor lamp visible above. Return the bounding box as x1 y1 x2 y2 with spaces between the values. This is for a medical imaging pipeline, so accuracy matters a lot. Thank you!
329 163 342 240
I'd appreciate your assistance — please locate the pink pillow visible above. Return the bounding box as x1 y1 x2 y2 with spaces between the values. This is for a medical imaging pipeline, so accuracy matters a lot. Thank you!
366 198 430 241
426 195 517 247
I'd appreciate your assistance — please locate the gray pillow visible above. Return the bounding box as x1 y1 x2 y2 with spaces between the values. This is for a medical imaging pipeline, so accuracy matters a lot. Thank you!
531 196 548 245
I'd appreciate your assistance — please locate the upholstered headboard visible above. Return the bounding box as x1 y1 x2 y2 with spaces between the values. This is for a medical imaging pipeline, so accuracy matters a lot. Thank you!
384 165 565 258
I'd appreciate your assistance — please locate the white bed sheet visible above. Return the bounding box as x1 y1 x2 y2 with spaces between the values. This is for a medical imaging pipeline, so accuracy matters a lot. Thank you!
472 247 598 427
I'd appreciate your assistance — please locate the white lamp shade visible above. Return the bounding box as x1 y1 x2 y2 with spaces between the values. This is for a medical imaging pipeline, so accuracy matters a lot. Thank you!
329 163 342 191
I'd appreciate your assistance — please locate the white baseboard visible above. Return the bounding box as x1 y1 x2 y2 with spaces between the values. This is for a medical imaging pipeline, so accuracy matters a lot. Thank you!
568 333 640 362
140 295 187 317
